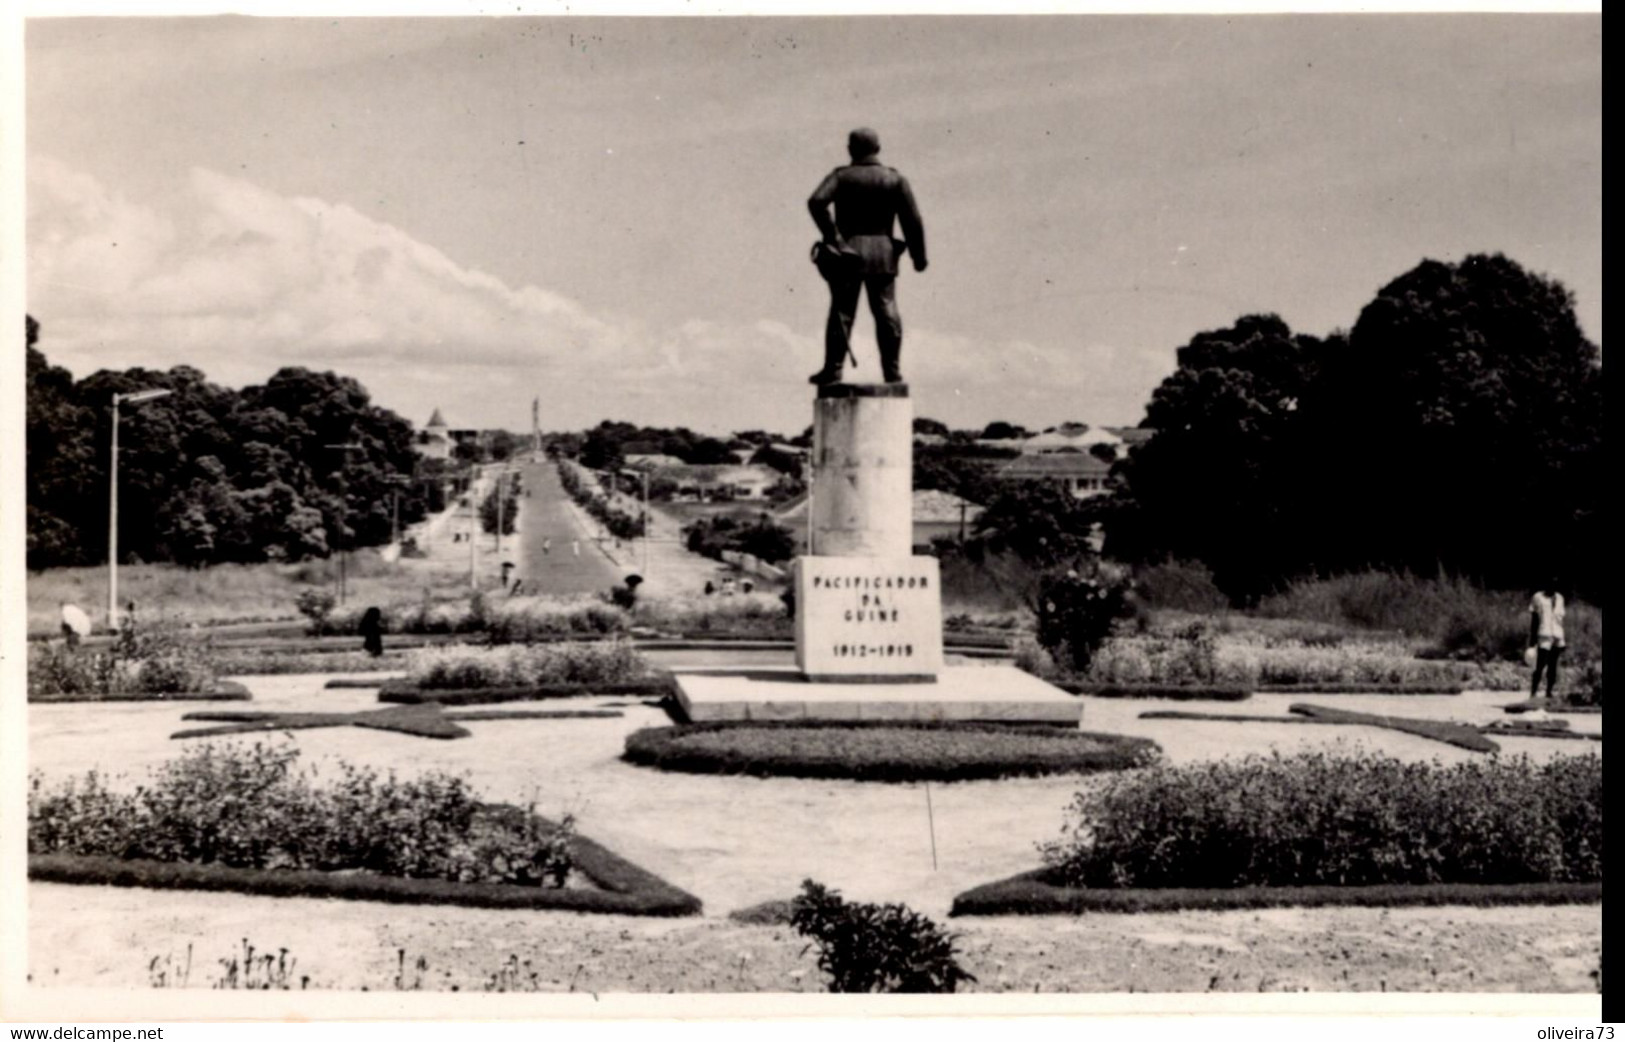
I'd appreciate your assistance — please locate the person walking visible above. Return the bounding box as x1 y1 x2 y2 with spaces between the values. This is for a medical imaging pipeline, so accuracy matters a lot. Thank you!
358 606 385 658
806 127 927 385
1528 575 1567 700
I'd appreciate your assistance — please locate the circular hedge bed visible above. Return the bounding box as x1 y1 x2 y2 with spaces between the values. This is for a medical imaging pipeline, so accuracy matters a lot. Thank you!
622 721 1160 782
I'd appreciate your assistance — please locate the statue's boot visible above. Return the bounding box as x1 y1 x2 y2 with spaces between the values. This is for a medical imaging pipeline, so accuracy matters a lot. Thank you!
808 368 843 386
880 343 904 384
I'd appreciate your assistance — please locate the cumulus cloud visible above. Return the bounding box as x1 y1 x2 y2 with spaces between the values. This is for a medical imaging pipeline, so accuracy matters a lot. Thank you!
27 157 1118 432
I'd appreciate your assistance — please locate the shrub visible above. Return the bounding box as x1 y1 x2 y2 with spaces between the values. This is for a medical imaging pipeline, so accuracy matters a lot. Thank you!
294 589 337 634
1040 750 1602 889
28 741 575 889
1134 560 1230 613
623 721 1159 782
27 616 219 698
318 596 629 641
682 514 796 566
407 641 649 690
790 879 976 993
633 592 791 636
1033 565 1133 673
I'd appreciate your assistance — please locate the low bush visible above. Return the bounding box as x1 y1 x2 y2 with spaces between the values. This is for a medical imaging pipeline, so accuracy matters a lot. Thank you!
1033 566 1133 674
791 879 975 993
31 816 702 916
633 593 791 637
1133 560 1231 613
1078 632 1524 691
406 641 650 690
28 617 222 699
1040 750 1602 889
1255 571 1603 668
950 871 1603 916
682 514 797 566
315 595 628 641
28 741 575 888
623 721 1160 782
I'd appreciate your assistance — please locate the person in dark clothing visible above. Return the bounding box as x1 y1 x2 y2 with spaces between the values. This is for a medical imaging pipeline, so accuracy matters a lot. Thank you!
807 127 927 385
359 606 385 658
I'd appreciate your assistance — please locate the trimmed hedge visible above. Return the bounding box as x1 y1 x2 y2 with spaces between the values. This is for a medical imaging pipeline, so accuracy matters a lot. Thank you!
28 680 251 704
1503 698 1604 715
172 704 624 740
29 807 700 917
950 868 1603 916
379 678 673 705
1255 682 1463 695
1138 703 1499 753
623 721 1160 782
1056 682 1250 701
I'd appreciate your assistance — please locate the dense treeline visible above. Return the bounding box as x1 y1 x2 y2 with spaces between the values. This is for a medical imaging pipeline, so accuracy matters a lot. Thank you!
26 317 435 569
1093 253 1603 603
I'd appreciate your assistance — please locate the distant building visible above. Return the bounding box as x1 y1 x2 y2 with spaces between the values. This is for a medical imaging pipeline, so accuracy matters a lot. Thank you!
1021 423 1123 456
912 489 984 544
625 453 688 471
656 463 779 502
997 451 1114 499
415 407 453 460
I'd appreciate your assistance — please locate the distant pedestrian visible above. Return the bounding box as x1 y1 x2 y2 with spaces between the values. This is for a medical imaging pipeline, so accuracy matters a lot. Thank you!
572 539 581 557
1528 575 1567 700
741 579 755 594
611 574 644 610
59 602 91 649
704 580 716 596
721 576 737 596
359 606 385 658
542 537 552 556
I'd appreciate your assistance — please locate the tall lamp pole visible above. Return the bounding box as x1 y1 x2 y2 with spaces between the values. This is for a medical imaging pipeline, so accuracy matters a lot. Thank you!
108 388 173 632
323 443 365 604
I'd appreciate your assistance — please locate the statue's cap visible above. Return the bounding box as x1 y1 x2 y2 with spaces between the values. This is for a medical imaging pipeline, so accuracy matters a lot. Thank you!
847 127 881 158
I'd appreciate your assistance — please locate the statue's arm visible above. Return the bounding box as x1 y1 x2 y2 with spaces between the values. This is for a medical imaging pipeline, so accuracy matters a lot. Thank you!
808 171 842 244
898 176 927 272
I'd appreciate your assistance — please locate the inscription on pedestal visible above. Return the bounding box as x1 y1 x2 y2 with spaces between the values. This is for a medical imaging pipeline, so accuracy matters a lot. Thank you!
794 556 944 681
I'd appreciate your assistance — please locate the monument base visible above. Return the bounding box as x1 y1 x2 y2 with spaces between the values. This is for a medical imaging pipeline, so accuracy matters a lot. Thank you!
670 664 1082 725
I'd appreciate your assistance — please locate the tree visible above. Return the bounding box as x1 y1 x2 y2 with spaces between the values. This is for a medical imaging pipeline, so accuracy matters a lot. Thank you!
579 428 625 471
1305 253 1603 596
980 421 1027 441
913 416 950 438
972 481 1103 568
1115 313 1332 601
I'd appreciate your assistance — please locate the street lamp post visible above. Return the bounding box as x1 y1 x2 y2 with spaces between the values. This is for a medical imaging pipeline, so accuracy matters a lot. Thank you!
324 443 365 604
108 388 173 632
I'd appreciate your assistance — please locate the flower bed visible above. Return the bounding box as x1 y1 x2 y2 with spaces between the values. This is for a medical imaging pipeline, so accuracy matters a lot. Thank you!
1037 750 1601 890
28 742 699 916
950 870 1602 916
623 721 1160 782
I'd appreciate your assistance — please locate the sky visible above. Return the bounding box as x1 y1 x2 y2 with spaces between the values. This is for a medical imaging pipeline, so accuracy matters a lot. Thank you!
21 10 1602 437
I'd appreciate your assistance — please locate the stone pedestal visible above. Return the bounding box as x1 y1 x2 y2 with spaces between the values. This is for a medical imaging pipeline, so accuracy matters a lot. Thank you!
795 384 943 681
670 381 1080 725
809 384 913 558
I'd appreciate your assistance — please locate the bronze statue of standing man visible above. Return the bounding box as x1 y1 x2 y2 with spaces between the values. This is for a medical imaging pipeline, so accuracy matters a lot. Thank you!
807 127 927 385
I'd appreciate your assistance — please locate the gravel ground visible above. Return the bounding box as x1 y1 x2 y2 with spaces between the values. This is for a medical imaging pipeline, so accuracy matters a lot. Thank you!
26 674 1602 994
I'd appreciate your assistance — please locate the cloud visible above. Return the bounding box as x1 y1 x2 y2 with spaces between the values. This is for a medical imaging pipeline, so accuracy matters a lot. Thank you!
27 157 1120 432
